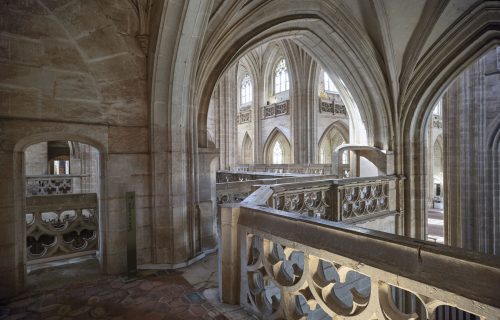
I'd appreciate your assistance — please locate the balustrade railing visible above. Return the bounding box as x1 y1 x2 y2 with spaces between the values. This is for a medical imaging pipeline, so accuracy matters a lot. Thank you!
267 176 398 223
218 203 500 320
232 164 332 175
26 174 91 196
217 174 339 205
25 193 99 263
319 98 348 117
262 100 289 119
217 171 300 183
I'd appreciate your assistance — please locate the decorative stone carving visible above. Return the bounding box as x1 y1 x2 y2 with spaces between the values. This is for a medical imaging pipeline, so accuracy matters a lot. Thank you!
319 99 347 117
262 100 289 119
26 176 72 196
270 185 331 219
339 182 389 220
128 0 152 55
238 110 251 124
431 114 443 128
25 194 98 262
217 192 251 204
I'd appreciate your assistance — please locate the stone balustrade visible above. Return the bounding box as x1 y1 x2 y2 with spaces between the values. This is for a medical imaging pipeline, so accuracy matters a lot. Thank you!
217 174 339 205
261 100 289 119
26 174 91 196
319 98 348 117
218 205 500 319
267 176 399 223
216 171 300 184
232 164 333 175
25 193 99 263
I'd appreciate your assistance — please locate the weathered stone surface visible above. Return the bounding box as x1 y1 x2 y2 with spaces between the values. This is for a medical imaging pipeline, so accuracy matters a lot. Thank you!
52 0 111 38
99 78 146 103
108 126 149 153
53 72 98 100
0 10 65 39
0 87 41 118
38 0 76 11
0 34 42 66
76 25 126 60
40 38 87 71
87 53 139 82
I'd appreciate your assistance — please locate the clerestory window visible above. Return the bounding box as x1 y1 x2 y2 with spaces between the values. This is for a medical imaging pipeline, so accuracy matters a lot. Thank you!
324 72 338 93
274 59 289 94
241 74 252 105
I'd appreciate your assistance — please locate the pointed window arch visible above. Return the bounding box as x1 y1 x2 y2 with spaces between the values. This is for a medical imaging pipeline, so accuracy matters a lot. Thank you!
264 128 291 164
241 74 252 105
272 141 284 164
274 59 289 94
318 122 348 164
241 133 253 164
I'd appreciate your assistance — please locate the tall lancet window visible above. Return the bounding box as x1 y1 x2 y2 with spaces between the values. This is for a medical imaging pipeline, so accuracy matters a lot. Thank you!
272 141 284 164
324 72 338 93
274 59 289 94
241 74 252 105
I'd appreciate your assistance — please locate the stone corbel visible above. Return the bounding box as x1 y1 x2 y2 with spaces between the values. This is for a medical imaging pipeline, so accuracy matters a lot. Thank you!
128 0 151 55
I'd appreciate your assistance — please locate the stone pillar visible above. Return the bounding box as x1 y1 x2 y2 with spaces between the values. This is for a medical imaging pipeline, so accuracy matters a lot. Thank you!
0 150 24 299
218 205 241 304
198 148 219 251
214 68 238 170
443 47 500 254
284 41 317 164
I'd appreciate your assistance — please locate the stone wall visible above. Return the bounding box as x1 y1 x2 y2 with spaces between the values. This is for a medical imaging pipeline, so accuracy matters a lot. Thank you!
24 142 47 176
0 0 151 298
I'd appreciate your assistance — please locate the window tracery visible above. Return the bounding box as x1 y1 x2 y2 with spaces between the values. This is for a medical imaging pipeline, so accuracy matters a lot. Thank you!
274 59 289 94
241 74 252 105
273 141 284 164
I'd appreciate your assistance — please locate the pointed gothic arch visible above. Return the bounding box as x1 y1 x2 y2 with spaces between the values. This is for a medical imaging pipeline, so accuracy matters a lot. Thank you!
263 128 292 164
318 121 348 164
241 132 254 164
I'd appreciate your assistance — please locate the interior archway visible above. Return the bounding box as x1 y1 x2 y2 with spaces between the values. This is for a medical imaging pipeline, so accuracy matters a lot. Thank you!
241 133 254 164
404 43 500 251
318 122 348 164
263 128 292 165
194 2 392 150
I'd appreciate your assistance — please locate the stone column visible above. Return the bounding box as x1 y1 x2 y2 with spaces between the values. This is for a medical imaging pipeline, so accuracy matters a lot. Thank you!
218 205 241 304
442 47 500 254
284 41 317 164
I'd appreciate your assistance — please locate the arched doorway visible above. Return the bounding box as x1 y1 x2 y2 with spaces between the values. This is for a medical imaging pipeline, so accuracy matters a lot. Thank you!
23 140 101 276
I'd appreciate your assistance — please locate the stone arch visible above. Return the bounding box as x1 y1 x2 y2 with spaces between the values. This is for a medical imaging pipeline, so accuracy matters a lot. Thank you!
195 1 392 150
263 128 292 164
318 121 349 164
401 1 500 241
5 129 110 297
149 0 213 265
241 132 254 164
317 66 367 145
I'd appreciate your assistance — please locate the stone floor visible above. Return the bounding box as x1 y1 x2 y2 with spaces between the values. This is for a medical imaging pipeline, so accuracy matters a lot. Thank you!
0 254 255 320
427 208 444 243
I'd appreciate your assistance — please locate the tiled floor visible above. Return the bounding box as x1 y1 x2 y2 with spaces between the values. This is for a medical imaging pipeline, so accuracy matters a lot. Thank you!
0 254 255 320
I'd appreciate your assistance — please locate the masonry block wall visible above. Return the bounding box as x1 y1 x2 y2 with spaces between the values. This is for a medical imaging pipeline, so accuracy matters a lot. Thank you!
0 0 151 297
